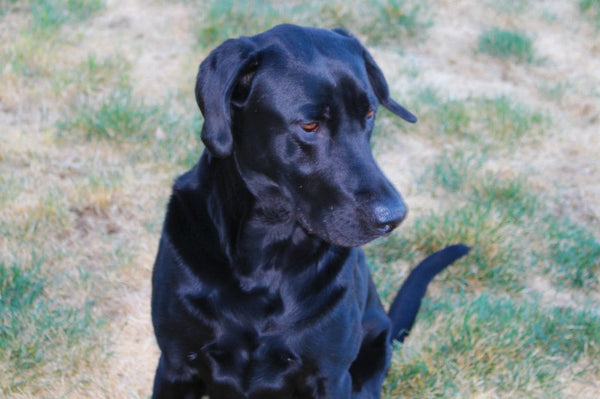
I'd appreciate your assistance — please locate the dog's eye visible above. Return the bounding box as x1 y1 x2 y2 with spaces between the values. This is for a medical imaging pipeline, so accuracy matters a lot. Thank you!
366 110 375 119
301 122 319 133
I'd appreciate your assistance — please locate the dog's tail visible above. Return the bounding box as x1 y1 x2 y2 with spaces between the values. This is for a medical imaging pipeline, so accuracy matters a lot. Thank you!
388 244 470 343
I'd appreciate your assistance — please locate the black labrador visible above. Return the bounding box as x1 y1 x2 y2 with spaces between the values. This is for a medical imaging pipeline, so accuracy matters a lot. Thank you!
151 24 469 399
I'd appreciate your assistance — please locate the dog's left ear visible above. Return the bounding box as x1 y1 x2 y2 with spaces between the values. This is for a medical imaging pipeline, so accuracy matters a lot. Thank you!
332 28 417 123
195 38 259 158
362 49 417 123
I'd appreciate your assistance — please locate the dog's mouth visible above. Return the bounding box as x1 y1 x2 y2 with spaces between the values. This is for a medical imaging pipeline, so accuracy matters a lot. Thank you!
295 205 404 248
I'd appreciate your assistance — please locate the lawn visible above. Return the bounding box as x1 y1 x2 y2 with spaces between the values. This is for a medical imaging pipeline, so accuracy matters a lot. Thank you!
1 0 599 397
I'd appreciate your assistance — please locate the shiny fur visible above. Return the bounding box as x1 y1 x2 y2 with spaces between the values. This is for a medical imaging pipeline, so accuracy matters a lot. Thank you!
151 25 469 398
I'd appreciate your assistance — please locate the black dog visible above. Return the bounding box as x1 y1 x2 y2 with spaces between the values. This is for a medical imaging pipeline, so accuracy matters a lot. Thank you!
151 24 469 399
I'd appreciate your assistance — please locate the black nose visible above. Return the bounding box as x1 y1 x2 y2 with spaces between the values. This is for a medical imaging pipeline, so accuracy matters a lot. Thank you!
372 202 407 233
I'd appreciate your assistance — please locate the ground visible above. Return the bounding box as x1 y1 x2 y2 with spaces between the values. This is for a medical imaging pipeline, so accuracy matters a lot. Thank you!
0 0 599 398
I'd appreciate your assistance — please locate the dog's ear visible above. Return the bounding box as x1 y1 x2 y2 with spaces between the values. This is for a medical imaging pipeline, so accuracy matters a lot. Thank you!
333 28 417 123
362 49 417 123
195 38 259 158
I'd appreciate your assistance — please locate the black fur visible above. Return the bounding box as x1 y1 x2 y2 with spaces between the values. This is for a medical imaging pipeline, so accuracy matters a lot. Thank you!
151 24 469 399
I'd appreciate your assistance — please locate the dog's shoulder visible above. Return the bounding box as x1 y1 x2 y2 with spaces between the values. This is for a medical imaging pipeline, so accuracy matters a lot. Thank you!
160 161 232 271
164 165 203 236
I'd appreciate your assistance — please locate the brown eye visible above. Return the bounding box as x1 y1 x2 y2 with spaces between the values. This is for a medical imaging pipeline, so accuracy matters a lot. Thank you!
367 110 375 119
301 122 319 132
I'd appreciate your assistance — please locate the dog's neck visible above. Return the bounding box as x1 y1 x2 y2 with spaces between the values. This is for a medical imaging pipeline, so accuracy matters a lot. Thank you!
199 151 339 282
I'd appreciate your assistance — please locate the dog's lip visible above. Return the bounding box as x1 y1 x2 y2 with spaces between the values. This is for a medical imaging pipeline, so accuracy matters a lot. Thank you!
377 224 394 234
295 208 400 247
301 222 384 248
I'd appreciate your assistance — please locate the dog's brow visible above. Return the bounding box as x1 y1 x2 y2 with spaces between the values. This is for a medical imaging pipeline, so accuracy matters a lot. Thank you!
336 76 372 115
298 103 331 120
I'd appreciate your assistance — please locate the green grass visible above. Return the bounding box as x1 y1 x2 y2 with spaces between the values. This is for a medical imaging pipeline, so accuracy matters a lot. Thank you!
196 0 430 47
0 258 102 395
580 0 600 27
197 0 286 45
477 96 546 142
369 76 598 396
538 81 570 103
2 36 54 78
537 217 600 289
57 87 202 167
0 188 72 247
370 203 522 291
370 133 598 295
410 88 473 137
156 99 204 168
426 148 483 192
322 0 430 45
29 0 105 32
384 292 600 398
486 0 528 15
402 88 547 146
0 0 19 16
426 148 538 220
472 175 538 220
2 0 599 397
0 1 106 82
54 52 131 96
369 148 541 293
477 28 535 62
58 88 160 142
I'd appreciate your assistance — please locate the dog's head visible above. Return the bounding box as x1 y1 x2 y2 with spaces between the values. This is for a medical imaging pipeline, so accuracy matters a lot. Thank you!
195 25 416 247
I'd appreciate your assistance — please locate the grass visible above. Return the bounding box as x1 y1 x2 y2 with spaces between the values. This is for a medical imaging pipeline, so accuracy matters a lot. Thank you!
539 81 570 103
472 175 539 220
28 0 105 32
486 0 528 15
3 35 57 79
196 0 430 47
369 202 522 292
427 149 482 192
0 187 73 251
58 88 160 142
477 96 546 141
399 88 547 146
370 77 599 396
0 258 103 396
477 28 535 63
54 52 131 97
1 0 599 397
537 217 600 289
385 292 600 397
57 87 202 167
0 0 18 17
580 0 600 27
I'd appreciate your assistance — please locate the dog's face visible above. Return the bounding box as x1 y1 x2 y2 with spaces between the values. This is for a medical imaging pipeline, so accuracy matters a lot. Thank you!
196 25 416 247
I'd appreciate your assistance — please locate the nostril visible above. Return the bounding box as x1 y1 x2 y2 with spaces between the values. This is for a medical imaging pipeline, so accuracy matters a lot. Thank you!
373 203 407 233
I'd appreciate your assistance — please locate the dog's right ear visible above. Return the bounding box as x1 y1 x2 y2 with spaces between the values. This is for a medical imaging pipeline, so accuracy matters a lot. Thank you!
333 27 417 124
195 38 259 158
362 49 417 124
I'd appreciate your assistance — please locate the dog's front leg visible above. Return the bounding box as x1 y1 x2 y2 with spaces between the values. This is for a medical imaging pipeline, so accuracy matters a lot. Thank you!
152 354 207 399
348 278 392 399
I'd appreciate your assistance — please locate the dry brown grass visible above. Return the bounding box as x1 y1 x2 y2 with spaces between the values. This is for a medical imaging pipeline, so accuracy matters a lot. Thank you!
1 0 599 398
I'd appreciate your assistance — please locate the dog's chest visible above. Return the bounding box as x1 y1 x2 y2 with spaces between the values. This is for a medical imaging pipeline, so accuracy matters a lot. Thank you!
212 266 362 334
197 279 363 395
196 252 365 370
